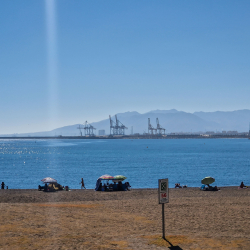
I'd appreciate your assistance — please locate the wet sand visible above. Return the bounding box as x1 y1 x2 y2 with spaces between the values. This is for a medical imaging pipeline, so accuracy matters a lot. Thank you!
0 187 249 249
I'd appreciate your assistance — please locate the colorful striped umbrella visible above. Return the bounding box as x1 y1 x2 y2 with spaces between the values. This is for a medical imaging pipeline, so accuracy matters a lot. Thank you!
99 174 114 180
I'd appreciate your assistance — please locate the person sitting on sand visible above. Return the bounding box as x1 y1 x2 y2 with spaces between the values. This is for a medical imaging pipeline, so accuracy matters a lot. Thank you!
213 186 220 191
98 183 103 191
175 183 182 188
125 182 131 191
207 184 214 191
118 181 122 191
109 183 113 191
80 178 86 189
239 181 247 188
113 182 117 191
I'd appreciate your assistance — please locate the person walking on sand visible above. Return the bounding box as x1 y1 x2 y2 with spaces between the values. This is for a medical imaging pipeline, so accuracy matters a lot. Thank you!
80 178 86 189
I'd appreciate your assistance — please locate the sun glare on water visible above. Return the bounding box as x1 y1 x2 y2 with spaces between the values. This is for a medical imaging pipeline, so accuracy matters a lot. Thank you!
45 0 59 180
45 0 58 130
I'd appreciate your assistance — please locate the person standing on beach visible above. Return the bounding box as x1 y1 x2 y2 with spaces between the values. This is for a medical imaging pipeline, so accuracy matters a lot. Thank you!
80 178 86 189
1 182 6 189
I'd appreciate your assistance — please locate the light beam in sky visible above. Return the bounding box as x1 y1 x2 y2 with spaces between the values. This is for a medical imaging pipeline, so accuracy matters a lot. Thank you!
45 0 58 131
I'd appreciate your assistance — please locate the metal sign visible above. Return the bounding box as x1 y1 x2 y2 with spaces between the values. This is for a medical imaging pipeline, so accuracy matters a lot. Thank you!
158 178 169 204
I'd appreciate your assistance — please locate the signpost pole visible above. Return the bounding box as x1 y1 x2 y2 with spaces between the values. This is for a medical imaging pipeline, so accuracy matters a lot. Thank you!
158 178 168 240
162 203 165 239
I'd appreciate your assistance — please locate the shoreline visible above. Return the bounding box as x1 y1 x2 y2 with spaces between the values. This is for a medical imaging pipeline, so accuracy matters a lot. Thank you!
0 186 245 204
0 185 240 191
0 185 241 191
0 135 249 139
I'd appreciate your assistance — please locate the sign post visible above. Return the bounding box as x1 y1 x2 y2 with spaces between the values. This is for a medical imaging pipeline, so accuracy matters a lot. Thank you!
158 178 169 239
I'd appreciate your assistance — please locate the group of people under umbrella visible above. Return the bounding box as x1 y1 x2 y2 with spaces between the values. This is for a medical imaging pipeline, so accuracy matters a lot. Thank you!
95 174 131 191
38 177 65 192
200 176 220 191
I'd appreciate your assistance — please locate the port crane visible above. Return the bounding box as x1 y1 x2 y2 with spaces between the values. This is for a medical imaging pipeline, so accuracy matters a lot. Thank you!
84 121 96 136
148 118 157 135
77 125 84 136
109 115 128 135
156 118 166 135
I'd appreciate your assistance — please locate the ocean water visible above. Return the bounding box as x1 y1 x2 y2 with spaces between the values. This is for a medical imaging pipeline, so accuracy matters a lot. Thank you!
0 139 250 189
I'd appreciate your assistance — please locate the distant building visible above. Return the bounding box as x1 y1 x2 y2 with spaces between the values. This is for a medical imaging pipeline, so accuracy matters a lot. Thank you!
227 131 238 135
205 131 215 135
98 130 105 136
201 134 209 137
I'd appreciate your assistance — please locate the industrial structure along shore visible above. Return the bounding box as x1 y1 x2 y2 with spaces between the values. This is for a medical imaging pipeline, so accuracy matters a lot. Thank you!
0 133 249 140
1 114 249 139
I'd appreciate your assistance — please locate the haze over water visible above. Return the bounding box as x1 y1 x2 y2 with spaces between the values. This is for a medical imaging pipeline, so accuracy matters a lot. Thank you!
1 139 250 189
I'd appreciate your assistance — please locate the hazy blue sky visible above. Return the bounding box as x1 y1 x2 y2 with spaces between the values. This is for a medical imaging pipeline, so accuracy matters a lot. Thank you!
0 1 249 134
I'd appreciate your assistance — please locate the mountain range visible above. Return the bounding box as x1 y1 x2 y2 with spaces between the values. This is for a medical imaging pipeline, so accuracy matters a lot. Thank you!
3 109 250 137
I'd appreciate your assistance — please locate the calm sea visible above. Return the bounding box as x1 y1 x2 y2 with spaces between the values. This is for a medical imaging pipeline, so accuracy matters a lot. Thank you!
0 139 249 189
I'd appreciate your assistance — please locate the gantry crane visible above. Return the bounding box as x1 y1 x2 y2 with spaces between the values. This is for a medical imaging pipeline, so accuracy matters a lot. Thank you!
109 115 128 135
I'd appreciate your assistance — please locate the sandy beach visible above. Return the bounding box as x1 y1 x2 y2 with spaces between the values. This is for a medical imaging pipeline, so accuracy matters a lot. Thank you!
0 187 250 249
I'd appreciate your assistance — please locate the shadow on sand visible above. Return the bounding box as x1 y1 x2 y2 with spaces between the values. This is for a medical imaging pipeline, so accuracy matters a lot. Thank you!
163 237 183 250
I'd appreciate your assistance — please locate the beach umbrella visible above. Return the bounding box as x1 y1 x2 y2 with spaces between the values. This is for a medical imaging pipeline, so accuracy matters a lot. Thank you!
114 175 127 181
201 176 215 185
99 174 114 180
41 177 57 184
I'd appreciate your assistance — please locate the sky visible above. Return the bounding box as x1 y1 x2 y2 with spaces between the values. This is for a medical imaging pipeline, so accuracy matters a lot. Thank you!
0 0 250 134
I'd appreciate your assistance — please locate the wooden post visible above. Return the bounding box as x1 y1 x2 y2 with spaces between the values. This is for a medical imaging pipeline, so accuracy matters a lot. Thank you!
162 203 165 239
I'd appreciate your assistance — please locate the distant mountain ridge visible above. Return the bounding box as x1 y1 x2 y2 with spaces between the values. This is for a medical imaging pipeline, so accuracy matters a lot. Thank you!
2 109 250 136
145 109 181 114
